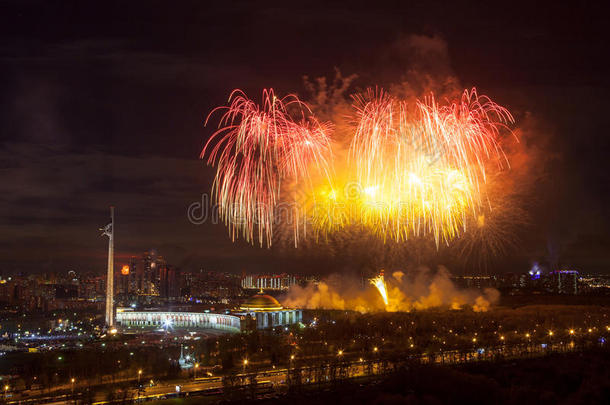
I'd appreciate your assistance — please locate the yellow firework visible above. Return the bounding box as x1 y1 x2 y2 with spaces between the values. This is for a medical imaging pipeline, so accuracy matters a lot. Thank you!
370 274 389 306
204 87 513 247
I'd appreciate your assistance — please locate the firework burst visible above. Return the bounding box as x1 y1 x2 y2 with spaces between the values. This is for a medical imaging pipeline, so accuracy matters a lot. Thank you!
344 88 513 245
202 89 332 247
203 87 514 250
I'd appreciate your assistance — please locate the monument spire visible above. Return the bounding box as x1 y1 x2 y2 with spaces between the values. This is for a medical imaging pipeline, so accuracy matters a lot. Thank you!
101 206 115 328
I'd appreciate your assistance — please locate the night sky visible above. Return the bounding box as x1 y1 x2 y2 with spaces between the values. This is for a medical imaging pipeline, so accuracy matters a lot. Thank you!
1 0 609 275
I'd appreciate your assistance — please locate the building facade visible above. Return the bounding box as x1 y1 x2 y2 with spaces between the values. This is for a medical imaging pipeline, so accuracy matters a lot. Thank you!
236 293 302 329
241 274 298 290
115 293 302 332
115 308 241 332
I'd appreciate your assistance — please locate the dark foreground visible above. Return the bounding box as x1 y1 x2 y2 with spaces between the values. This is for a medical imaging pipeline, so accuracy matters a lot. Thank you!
251 349 610 405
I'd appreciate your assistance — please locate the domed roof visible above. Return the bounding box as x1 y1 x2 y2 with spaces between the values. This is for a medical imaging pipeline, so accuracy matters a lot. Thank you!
240 294 283 311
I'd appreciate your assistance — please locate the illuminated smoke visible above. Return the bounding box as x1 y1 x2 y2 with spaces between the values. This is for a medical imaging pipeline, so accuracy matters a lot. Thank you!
281 267 499 313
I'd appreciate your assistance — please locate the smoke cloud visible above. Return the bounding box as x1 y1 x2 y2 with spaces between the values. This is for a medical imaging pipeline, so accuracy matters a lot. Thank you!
281 267 500 313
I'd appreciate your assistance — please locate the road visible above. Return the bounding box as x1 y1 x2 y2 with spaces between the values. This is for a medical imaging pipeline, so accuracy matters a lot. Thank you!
7 342 585 405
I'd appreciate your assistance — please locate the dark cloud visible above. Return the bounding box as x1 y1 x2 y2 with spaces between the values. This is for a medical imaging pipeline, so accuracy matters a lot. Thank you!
0 0 609 275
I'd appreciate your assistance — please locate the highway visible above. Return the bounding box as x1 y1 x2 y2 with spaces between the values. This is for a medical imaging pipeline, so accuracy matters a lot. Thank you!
6 342 584 405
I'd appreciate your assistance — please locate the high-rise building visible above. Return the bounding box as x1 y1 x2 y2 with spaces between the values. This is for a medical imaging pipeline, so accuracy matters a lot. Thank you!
118 264 130 295
552 270 579 295
159 264 180 298
142 250 155 295
127 256 138 294
241 274 298 290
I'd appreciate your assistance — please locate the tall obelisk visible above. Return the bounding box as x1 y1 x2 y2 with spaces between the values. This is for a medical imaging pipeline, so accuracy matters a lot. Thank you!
102 207 115 328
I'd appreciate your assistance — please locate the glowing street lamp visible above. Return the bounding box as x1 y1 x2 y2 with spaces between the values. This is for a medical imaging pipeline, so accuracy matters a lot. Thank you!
242 359 248 373
138 369 143 385
569 329 575 335
194 363 199 379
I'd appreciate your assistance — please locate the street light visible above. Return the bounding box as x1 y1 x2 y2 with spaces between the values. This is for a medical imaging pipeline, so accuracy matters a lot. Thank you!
242 359 248 373
4 385 9 400
138 369 143 385
194 363 199 379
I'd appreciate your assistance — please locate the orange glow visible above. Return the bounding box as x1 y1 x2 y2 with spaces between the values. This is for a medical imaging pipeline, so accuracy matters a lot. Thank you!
121 265 130 276
203 87 512 247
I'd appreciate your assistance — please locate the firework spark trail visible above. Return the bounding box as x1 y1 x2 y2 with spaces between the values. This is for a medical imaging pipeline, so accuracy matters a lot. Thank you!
203 87 513 248
370 274 389 307
346 88 514 245
202 89 332 247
